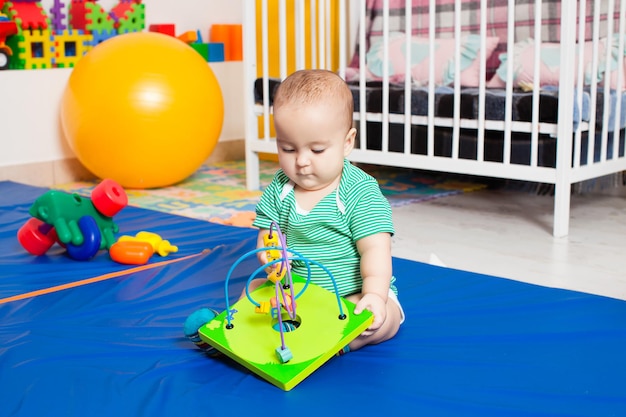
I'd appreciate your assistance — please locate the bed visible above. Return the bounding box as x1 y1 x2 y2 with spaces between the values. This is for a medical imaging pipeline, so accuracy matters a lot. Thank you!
2 180 626 416
242 0 626 237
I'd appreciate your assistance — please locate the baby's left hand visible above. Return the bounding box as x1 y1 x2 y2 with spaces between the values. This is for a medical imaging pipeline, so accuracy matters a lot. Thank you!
353 293 387 337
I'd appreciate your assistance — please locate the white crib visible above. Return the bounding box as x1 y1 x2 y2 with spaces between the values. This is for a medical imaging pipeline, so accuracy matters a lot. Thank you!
242 0 626 237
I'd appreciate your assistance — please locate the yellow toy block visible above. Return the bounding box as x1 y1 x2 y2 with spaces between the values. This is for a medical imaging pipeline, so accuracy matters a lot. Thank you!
263 233 279 247
52 29 92 68
267 266 286 283
13 29 53 69
255 301 271 314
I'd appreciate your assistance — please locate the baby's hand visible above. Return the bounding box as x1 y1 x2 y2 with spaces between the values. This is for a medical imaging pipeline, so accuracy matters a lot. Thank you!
257 248 269 265
353 293 387 337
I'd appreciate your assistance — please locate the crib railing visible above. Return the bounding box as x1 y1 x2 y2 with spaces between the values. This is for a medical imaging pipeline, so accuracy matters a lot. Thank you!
243 0 626 236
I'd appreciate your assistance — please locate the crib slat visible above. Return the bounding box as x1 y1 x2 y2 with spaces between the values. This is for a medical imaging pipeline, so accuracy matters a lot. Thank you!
573 0 588 170
554 0 579 237
243 0 260 190
586 0 602 167
261 0 271 142
358 0 367 152
279 0 287 79
475 0 488 164
600 3 614 165
381 0 390 153
427 0 436 158
529 0 543 168
403 0 412 155
502 0 516 166
296 0 305 69
316 0 324 69
614 0 626 162
451 0 462 160
338 0 347 77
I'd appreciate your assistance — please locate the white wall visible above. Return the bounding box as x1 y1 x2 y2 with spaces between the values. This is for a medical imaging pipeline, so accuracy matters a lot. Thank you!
0 0 244 168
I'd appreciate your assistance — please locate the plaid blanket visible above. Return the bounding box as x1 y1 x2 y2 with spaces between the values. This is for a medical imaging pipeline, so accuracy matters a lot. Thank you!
348 0 622 79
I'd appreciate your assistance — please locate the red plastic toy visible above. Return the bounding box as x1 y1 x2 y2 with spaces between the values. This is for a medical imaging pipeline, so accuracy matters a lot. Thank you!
0 12 18 70
17 179 128 260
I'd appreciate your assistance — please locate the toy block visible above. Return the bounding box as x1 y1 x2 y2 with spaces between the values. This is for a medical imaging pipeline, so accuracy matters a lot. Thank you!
5 31 24 69
68 1 116 33
51 28 91 68
177 30 196 44
209 24 242 61
4 1 48 31
148 23 175 37
84 1 115 33
190 42 208 61
49 0 66 31
207 42 224 62
88 28 115 47
109 0 132 22
68 0 88 31
8 28 53 69
114 2 144 34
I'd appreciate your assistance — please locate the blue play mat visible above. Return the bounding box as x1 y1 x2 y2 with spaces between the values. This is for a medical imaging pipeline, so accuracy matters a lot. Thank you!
1 181 625 417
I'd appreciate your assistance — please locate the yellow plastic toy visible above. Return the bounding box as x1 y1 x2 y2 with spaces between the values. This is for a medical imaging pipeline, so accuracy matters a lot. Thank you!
110 231 178 265
118 231 178 256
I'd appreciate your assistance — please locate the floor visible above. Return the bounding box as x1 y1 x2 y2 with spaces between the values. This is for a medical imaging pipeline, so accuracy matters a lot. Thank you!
18 155 624 303
391 186 626 301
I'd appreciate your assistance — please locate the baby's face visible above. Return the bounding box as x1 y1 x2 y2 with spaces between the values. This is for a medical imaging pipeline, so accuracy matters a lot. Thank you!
274 102 353 192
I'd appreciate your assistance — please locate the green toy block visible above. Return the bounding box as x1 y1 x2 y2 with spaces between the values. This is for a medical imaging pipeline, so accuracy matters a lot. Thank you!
85 2 115 33
116 3 145 34
190 42 209 61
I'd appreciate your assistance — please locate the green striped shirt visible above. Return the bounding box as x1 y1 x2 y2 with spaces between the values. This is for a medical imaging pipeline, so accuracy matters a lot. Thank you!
253 159 396 297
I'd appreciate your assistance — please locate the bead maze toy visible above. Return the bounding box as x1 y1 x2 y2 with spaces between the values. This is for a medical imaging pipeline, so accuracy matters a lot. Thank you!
196 222 374 391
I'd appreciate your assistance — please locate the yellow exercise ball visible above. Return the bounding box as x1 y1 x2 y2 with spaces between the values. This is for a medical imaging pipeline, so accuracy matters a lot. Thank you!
60 32 224 189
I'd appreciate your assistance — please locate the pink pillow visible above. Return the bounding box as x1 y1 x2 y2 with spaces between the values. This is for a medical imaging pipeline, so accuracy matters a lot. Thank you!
345 32 499 87
488 36 626 90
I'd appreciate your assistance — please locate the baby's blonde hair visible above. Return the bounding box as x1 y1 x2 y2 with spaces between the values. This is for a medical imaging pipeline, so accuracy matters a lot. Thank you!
273 69 354 130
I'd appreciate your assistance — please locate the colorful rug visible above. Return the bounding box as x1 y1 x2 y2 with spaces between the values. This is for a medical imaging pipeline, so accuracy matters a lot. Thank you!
54 159 487 225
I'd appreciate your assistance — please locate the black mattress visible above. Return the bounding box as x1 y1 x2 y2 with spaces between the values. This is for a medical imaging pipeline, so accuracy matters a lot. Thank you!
254 78 626 168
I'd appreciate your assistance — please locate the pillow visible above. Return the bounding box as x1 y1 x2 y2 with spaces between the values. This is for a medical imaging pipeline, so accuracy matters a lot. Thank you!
345 32 500 87
487 35 626 90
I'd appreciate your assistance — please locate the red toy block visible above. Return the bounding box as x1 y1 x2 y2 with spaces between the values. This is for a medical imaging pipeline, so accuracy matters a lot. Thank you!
69 0 89 31
148 23 175 37
5 1 48 31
